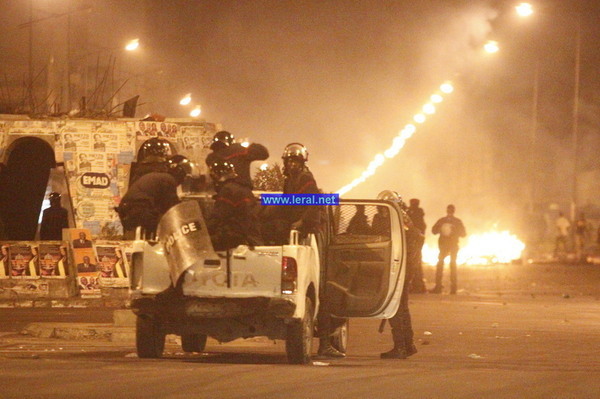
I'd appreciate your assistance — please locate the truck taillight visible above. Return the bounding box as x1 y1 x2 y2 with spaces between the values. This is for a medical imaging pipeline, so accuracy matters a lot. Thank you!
281 256 297 294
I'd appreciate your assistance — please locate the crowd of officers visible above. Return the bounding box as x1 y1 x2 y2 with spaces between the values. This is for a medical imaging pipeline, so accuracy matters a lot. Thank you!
30 129 469 361
113 130 434 360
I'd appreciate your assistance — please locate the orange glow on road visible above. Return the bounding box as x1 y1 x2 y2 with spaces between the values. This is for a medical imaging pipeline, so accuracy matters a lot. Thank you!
422 230 525 266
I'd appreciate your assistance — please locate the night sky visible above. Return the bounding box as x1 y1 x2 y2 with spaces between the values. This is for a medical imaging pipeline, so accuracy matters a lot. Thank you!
2 0 600 234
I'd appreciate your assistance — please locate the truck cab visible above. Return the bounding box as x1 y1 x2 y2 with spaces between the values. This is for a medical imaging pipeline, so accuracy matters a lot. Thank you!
129 196 406 364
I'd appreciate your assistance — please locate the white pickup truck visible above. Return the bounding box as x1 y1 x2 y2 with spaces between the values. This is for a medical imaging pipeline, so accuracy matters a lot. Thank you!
129 196 407 364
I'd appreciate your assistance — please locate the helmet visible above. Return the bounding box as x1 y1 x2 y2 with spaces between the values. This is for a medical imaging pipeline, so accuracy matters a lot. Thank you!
209 159 237 183
210 131 234 151
137 138 176 163
166 155 194 184
377 190 407 209
282 143 308 162
48 192 61 201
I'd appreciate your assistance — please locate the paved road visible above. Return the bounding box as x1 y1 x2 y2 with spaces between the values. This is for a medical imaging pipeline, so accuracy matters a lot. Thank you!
1 262 599 398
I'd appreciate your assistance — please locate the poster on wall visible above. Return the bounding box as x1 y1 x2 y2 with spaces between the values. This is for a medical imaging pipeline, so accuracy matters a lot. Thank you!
96 245 129 287
8 244 39 279
38 243 68 278
0 243 9 279
134 121 178 140
8 120 55 135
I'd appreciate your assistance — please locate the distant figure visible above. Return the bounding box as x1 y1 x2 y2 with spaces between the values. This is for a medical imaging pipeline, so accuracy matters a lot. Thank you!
205 131 269 189
554 212 571 259
430 204 466 294
346 205 371 235
574 213 588 262
40 192 69 241
72 232 92 248
407 198 427 294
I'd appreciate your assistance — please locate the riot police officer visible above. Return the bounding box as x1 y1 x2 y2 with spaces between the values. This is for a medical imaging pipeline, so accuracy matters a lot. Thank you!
378 191 419 359
206 159 262 251
117 155 194 239
129 137 177 185
205 130 268 189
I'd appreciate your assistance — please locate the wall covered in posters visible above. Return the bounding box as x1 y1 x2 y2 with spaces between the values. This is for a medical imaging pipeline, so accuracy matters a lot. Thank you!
0 117 217 239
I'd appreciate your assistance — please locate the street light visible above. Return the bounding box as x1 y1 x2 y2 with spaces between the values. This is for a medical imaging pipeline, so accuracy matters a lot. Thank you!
125 38 140 52
179 93 192 106
190 105 201 118
515 3 534 17
483 40 500 54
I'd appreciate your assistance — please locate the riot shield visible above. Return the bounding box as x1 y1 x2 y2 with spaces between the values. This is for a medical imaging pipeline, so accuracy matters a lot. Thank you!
156 200 220 285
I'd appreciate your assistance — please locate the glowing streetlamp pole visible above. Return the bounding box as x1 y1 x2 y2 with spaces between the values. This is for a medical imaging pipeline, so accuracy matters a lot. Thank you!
517 3 582 220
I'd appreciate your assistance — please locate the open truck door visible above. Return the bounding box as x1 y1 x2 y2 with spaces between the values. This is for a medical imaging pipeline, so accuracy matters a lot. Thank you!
325 200 406 318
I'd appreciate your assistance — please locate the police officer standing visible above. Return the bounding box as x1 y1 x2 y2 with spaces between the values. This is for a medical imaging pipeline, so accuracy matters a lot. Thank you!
407 198 427 294
117 155 194 239
206 159 262 251
205 131 268 189
430 204 466 294
379 191 419 359
40 192 69 240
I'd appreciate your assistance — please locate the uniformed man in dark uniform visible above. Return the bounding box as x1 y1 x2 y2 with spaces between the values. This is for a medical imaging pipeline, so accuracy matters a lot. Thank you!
206 159 262 251
129 137 177 185
407 198 427 294
265 143 344 358
205 131 268 189
40 192 69 240
117 155 193 239
379 192 419 359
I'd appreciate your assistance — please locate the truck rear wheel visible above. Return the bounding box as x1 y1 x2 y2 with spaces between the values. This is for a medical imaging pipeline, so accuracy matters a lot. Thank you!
136 316 165 359
181 334 207 353
286 297 314 364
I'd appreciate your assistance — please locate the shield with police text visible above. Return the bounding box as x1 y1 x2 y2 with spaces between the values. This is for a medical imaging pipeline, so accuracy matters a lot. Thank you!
156 200 219 285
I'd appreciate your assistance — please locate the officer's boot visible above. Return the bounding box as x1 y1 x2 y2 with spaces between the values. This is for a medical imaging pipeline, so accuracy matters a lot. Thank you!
380 328 408 359
317 336 345 358
402 313 417 357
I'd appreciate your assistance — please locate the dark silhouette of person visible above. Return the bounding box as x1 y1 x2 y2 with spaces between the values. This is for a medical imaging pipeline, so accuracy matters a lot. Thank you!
381 203 420 359
431 204 466 294
72 232 92 248
117 155 192 238
40 192 69 241
206 159 262 251
205 131 268 189
407 198 427 294
346 205 371 235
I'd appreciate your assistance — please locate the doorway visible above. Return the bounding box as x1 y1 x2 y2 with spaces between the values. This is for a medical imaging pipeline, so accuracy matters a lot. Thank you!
0 137 56 240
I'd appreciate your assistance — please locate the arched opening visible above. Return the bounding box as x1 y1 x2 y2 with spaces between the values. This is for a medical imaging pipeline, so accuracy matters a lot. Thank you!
0 137 56 240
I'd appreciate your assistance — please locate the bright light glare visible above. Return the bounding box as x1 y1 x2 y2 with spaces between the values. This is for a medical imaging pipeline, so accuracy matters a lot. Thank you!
190 106 201 117
516 3 533 17
125 38 140 51
484 40 499 54
179 94 192 106
440 82 454 93
423 103 436 114
431 94 443 103
422 230 525 266
336 82 452 196
241 141 250 148
260 163 269 171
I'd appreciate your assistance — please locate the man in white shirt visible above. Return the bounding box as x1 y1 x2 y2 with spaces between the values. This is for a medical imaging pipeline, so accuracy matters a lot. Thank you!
554 212 571 259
